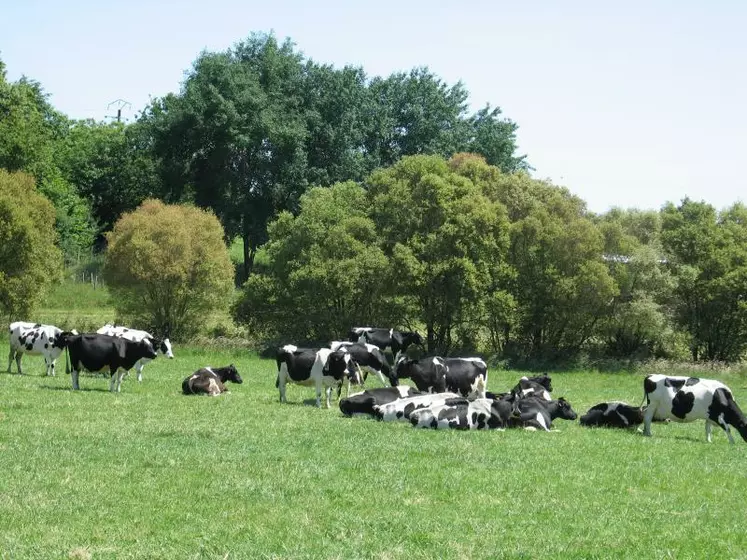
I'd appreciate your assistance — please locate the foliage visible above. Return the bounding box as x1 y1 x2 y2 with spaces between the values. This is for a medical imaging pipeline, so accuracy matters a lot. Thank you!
233 181 395 342
0 170 63 320
103 200 234 339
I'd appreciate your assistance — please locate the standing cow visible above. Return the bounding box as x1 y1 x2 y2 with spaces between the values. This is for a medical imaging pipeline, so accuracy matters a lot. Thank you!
276 345 359 408
182 365 242 396
7 321 72 376
391 356 448 393
330 341 392 387
63 333 158 392
642 374 747 443
444 357 488 397
96 324 173 382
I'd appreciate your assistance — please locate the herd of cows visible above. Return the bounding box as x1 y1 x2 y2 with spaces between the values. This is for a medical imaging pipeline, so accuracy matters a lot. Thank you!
7 323 747 443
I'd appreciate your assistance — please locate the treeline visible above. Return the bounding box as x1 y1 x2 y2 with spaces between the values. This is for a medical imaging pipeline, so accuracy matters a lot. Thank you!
1 33 746 364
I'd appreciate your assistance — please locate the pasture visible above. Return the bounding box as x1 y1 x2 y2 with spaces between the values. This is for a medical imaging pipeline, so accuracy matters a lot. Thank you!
2 343 747 559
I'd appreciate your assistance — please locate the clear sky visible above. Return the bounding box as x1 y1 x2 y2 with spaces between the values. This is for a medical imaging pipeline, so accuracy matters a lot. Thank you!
2 0 745 214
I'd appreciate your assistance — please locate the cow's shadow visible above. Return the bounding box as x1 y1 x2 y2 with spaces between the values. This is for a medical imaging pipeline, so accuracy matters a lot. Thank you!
279 398 338 408
38 385 111 393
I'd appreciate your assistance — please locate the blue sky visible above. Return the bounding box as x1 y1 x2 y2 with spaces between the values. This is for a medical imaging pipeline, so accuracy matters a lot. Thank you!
2 0 745 213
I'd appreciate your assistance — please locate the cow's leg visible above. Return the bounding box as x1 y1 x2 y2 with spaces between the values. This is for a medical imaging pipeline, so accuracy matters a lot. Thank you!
71 369 80 390
44 356 52 376
49 358 56 377
712 414 735 444
7 347 14 373
135 360 144 383
14 351 23 375
325 386 333 409
373 368 389 387
277 364 288 403
642 406 656 436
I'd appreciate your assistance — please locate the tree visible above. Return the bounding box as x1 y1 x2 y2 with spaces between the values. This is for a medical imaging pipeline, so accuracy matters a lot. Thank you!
0 170 63 321
368 155 511 354
103 200 234 339
233 181 394 342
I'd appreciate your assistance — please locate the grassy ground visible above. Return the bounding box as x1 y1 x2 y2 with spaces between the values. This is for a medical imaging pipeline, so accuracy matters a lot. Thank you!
2 341 747 559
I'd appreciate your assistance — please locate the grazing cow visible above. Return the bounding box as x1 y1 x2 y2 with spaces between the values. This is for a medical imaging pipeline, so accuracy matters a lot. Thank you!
580 402 645 429
391 356 447 393
330 341 393 387
339 386 422 417
510 375 553 401
7 321 73 376
444 357 488 397
96 324 174 382
348 327 424 363
642 374 747 444
182 365 242 396
409 398 514 430
511 396 578 431
373 392 462 422
276 345 359 408
63 333 158 392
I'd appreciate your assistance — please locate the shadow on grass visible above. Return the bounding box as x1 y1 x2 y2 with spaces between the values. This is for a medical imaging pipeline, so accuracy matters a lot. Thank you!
38 384 112 393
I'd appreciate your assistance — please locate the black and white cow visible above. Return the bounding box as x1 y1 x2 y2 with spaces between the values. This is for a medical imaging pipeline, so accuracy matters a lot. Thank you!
642 374 747 444
444 357 488 397
409 397 514 430
7 321 72 376
182 365 242 396
63 333 158 392
96 324 174 382
510 375 553 402
373 391 462 422
339 386 422 417
330 341 392 387
348 327 424 364
511 396 578 432
276 345 359 408
580 402 645 429
391 356 447 393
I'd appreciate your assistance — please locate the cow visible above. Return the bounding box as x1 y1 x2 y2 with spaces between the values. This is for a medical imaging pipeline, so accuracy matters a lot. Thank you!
7 321 73 376
444 357 488 397
642 374 747 444
339 386 422 417
409 398 514 430
330 341 393 388
391 356 447 393
181 365 242 396
96 324 174 382
510 375 553 402
348 327 424 364
373 392 462 422
511 396 578 432
276 345 360 408
580 402 645 429
63 333 158 392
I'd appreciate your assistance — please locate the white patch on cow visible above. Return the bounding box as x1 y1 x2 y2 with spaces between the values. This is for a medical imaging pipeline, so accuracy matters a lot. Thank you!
281 344 298 353
396 386 413 398
187 373 201 393
207 378 221 396
470 375 487 399
535 412 549 431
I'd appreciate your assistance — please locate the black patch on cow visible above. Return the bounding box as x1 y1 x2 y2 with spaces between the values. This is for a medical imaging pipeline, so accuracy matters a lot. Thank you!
685 377 700 386
664 378 686 390
44 343 48 349
26 344 32 351
430 418 438 429
671 391 695 419
396 411 403 419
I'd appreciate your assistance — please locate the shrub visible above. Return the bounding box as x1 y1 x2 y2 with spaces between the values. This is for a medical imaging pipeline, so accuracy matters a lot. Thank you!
103 199 234 340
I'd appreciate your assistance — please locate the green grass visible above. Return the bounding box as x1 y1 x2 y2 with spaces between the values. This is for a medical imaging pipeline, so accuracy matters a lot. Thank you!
2 343 747 559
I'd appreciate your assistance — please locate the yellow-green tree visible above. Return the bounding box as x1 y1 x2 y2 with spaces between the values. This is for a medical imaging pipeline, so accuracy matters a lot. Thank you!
104 199 234 339
0 170 63 321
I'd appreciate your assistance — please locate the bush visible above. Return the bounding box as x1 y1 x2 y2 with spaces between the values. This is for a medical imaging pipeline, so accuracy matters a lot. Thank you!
103 199 234 340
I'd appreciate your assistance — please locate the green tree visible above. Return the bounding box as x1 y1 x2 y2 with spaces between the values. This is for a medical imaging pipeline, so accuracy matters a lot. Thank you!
0 170 63 321
368 155 511 354
233 182 393 341
103 200 234 339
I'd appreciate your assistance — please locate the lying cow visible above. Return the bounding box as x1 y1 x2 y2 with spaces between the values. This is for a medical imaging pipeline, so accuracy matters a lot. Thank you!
330 341 392 387
276 345 359 408
63 333 158 392
96 324 174 382
444 357 488 397
409 398 513 430
510 375 553 401
182 365 242 396
391 356 447 393
580 402 645 429
348 327 424 364
339 386 422 417
511 396 578 432
7 321 72 376
642 374 747 443
373 391 461 422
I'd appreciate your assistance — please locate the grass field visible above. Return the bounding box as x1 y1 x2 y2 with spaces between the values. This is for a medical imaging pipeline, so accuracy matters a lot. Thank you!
2 339 747 559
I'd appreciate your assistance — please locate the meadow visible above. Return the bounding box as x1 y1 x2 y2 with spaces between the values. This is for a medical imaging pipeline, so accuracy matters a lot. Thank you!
2 286 747 559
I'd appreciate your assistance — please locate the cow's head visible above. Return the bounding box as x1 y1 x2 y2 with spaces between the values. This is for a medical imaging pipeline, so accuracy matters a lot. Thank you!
148 336 174 359
401 331 424 349
139 338 158 360
55 331 79 349
224 364 243 384
324 350 360 384
554 397 578 421
391 356 416 386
